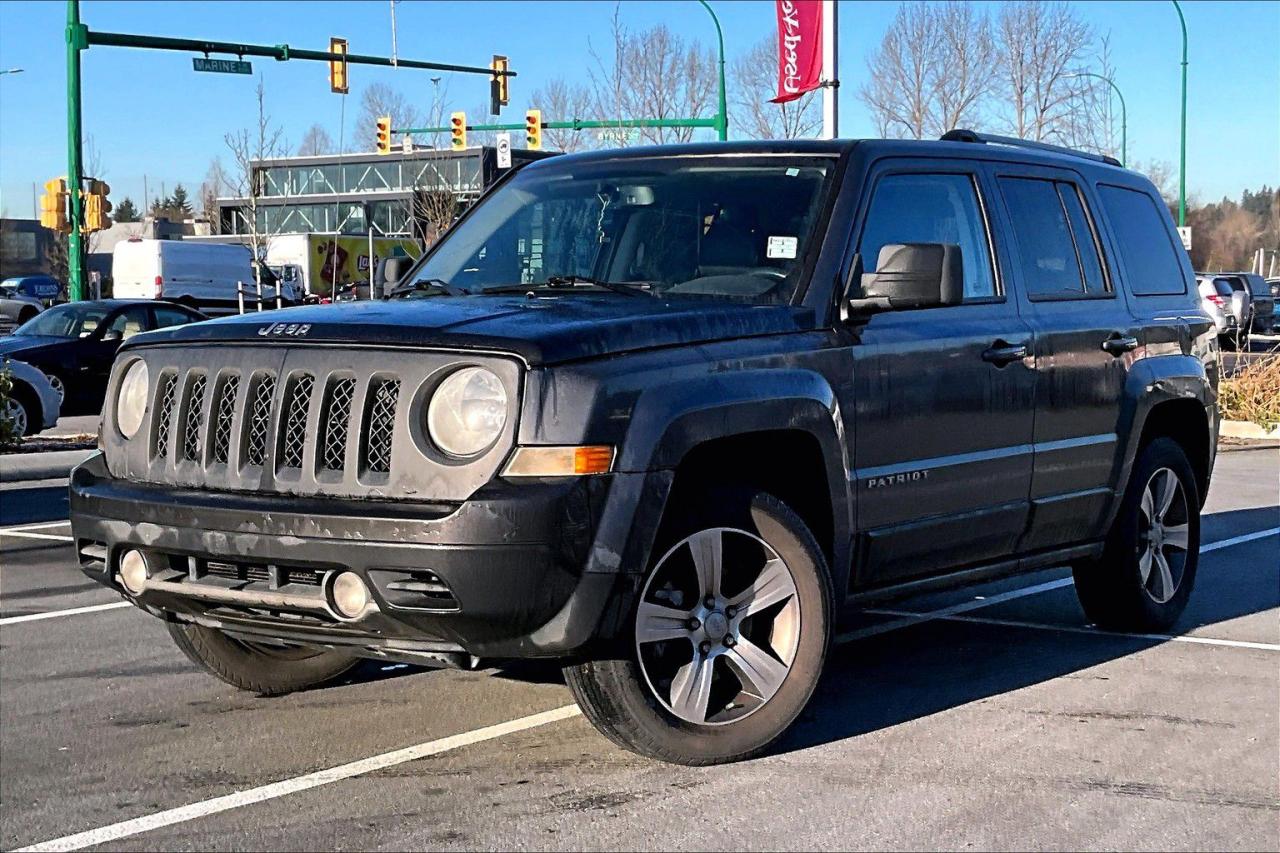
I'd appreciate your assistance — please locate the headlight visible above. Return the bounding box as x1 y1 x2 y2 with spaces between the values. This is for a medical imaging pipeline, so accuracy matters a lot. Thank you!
115 360 149 439
427 367 508 457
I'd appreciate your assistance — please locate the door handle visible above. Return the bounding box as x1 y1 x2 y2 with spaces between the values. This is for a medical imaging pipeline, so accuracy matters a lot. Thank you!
981 341 1029 366
1101 334 1139 356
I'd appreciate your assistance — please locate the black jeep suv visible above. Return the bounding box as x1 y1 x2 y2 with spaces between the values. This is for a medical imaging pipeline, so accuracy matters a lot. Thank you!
71 131 1218 765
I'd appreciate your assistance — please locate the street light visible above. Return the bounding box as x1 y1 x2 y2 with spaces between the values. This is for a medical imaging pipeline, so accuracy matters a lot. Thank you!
1066 72 1126 166
697 0 728 141
1172 0 1188 227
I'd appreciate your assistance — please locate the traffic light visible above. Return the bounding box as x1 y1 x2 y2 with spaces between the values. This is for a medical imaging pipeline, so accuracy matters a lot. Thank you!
375 115 392 155
525 109 542 151
450 111 467 151
39 178 69 234
489 54 509 115
84 179 112 233
329 37 349 94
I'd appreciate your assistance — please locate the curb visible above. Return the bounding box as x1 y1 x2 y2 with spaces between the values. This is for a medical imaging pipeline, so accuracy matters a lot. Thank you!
0 449 96 484
1221 419 1280 440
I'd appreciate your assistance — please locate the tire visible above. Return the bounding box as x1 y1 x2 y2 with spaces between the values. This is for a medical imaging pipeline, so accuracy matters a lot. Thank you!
167 621 359 696
1073 437 1200 632
563 488 831 765
3 394 31 436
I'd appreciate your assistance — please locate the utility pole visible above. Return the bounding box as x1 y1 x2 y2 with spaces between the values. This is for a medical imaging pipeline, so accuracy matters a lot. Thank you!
66 0 87 300
821 0 838 139
697 0 728 141
1172 0 1188 227
1066 71 1126 166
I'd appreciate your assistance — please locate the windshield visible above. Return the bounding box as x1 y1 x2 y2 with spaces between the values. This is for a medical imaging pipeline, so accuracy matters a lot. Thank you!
404 156 834 303
15 303 111 338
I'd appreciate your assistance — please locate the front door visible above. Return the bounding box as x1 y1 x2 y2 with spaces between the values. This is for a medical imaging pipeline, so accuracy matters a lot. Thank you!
844 164 1037 587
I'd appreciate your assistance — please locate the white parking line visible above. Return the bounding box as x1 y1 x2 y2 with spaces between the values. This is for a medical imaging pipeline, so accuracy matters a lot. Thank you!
1201 526 1280 552
868 608 1280 652
0 520 72 532
0 602 132 626
17 704 583 853
0 530 75 542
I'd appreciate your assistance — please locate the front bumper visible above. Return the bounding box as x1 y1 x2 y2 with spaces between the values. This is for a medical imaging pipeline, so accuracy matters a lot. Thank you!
70 452 661 661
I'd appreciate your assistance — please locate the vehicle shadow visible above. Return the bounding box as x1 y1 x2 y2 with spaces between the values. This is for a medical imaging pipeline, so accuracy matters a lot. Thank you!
775 509 1278 756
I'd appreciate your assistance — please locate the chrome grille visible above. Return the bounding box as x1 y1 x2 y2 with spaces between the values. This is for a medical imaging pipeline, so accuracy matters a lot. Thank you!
211 375 239 464
278 373 314 470
153 374 177 459
319 377 355 472
363 378 400 474
182 374 207 461
244 374 276 467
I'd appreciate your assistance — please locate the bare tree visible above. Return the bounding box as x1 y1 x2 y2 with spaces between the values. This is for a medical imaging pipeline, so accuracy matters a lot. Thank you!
358 82 423 149
200 157 232 224
730 35 821 140
860 3 942 139
588 8 717 146
224 78 290 287
996 0 1094 142
530 77 597 152
296 124 335 156
932 3 997 134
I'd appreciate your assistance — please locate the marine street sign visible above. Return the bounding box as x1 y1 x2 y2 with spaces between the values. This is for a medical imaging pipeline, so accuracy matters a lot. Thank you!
192 57 252 75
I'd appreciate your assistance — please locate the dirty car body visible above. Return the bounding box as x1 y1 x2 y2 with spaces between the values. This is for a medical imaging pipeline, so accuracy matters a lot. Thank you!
72 137 1218 764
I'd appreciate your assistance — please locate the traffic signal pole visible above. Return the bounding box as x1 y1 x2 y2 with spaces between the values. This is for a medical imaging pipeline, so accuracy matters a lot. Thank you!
60 0 513 299
398 117 720 136
66 0 87 300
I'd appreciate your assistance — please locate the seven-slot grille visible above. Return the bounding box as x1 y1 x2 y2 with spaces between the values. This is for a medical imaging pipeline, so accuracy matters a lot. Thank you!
151 369 402 480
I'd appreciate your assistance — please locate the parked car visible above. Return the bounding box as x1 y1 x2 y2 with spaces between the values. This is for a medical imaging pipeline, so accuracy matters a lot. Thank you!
112 238 298 316
1197 275 1247 345
72 132 1216 766
1267 277 1280 299
0 288 45 335
1235 272 1275 334
1 357 61 437
0 300 205 415
1 274 65 306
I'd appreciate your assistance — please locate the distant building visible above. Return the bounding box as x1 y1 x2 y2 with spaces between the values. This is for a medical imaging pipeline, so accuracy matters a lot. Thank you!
0 218 56 279
214 145 555 241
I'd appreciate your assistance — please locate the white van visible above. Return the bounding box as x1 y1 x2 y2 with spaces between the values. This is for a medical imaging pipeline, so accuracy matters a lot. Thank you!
112 238 297 314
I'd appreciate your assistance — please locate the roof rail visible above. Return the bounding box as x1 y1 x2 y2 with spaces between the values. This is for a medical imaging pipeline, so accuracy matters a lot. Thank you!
940 128 1123 168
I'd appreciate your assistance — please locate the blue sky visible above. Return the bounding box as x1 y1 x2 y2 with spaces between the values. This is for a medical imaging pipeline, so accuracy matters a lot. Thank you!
1 0 1276 218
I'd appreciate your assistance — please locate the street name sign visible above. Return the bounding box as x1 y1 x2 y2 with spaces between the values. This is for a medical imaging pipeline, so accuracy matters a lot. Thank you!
193 58 253 75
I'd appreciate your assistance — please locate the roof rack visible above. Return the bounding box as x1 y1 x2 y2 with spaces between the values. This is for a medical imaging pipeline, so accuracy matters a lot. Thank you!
940 128 1123 168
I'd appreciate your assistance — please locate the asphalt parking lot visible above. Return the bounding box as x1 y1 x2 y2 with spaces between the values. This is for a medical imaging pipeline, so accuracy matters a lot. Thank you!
1 447 1276 851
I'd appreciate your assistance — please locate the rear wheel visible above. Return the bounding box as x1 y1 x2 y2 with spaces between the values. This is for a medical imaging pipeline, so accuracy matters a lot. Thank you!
2 395 31 436
167 621 359 696
1073 437 1200 631
564 488 830 765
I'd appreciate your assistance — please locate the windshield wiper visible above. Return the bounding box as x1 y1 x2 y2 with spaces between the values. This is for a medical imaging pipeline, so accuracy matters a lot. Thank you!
478 276 653 297
387 278 467 298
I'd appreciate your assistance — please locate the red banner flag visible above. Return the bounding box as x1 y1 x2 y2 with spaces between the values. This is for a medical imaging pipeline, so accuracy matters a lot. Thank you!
771 0 823 104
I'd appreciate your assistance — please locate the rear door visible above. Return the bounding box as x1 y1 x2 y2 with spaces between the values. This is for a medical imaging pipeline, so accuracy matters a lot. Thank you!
843 161 1037 586
987 166 1140 552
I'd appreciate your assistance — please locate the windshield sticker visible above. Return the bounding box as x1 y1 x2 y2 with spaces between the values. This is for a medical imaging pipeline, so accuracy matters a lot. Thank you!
767 236 798 259
786 167 800 177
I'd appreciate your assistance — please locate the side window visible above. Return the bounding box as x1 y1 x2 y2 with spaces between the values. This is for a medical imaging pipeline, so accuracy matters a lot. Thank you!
858 173 997 301
999 176 1107 300
1096 184 1189 296
153 306 198 329
106 307 149 340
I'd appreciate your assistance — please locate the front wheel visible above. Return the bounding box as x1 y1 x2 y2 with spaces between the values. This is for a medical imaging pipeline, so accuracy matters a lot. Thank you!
564 489 831 765
167 621 360 696
1073 437 1200 632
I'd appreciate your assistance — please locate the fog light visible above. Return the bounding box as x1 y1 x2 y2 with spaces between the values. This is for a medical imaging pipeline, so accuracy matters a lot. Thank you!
119 549 149 594
331 571 371 619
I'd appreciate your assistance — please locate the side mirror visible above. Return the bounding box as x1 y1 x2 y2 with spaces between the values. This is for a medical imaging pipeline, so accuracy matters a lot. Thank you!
102 329 123 342
849 243 964 313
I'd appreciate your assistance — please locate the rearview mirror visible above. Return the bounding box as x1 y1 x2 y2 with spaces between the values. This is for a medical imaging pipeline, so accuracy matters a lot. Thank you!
849 243 964 313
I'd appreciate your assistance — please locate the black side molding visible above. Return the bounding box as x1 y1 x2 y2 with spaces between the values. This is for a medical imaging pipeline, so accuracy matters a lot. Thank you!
941 128 1124 168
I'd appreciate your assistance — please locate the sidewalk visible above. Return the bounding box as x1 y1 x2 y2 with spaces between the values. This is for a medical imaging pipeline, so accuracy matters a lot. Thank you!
0 448 97 483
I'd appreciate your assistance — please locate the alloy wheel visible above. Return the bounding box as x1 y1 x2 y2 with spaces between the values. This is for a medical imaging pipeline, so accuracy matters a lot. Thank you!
1137 467 1190 604
635 527 801 726
3 398 27 436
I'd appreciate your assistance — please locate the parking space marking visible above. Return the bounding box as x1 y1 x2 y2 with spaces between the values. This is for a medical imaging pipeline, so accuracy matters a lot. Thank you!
17 704 583 853
0 530 75 542
0 602 132 626
868 608 1280 652
1201 526 1280 553
0 520 72 532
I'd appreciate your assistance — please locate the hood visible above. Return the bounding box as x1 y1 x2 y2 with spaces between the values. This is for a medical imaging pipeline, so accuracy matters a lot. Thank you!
124 295 817 366
0 335 68 358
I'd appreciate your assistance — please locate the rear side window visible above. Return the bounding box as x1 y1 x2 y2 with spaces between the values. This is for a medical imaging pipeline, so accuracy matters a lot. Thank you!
1097 185 1189 295
998 177 1107 299
858 173 997 301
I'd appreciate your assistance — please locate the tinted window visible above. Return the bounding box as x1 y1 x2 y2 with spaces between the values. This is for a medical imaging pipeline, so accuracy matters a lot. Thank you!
858 173 996 300
106 307 149 340
1057 185 1108 296
999 177 1093 299
1097 185 1188 295
154 306 199 329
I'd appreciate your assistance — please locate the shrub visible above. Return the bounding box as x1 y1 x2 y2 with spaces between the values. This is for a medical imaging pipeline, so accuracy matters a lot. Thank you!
1219 347 1280 431
0 364 20 450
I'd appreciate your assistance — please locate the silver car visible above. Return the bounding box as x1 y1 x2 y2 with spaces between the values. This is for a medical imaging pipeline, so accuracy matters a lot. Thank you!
0 289 44 336
1197 274 1249 347
1 357 62 436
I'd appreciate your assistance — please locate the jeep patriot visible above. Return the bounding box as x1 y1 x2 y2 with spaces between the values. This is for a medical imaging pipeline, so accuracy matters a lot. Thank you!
72 130 1218 765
